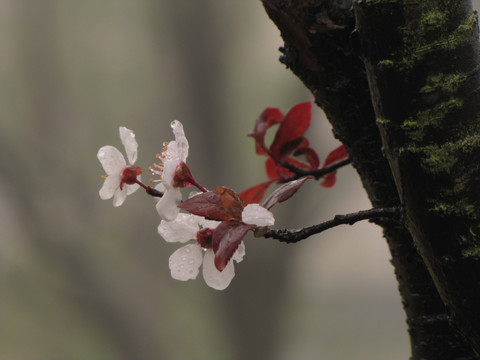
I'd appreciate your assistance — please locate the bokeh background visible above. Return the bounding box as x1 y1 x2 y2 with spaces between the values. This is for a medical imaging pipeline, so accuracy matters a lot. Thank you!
3 1 478 359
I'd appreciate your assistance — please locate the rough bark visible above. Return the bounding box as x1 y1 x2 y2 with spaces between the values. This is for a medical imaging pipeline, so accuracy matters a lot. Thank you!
354 0 480 354
260 0 478 358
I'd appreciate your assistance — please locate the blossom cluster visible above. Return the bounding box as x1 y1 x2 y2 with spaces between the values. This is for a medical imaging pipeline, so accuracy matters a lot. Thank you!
98 121 275 290
97 102 348 290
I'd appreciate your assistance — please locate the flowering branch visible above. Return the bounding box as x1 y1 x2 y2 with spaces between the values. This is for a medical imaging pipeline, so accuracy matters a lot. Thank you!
280 158 351 182
96 103 372 290
263 207 401 243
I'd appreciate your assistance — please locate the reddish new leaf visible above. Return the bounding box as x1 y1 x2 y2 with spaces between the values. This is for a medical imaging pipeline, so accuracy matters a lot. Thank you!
261 177 309 210
265 157 283 180
323 145 348 167
284 155 316 171
214 187 244 220
277 137 305 159
239 180 275 205
212 221 254 271
248 107 284 156
178 187 244 221
319 145 348 187
321 173 337 188
293 138 320 169
270 102 312 160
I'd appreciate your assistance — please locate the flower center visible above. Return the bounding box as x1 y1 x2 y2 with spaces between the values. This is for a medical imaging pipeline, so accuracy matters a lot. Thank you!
120 165 142 190
197 228 213 249
148 142 169 181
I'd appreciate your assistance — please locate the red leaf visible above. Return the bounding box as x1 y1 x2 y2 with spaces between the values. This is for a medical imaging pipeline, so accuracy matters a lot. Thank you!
265 157 282 180
283 155 315 171
261 177 309 210
321 173 337 188
212 221 254 271
318 145 348 187
323 145 348 167
248 107 284 156
293 138 320 169
277 137 304 159
214 187 244 220
266 157 301 180
270 102 312 160
178 187 244 221
239 180 275 205
295 147 320 169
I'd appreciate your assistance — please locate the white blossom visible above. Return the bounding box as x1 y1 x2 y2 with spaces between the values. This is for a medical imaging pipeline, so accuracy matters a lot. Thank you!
158 213 245 290
153 120 189 221
97 127 140 207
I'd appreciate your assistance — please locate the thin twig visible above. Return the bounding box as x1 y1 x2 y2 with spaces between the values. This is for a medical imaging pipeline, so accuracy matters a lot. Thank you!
146 186 163 197
281 158 351 182
263 207 401 243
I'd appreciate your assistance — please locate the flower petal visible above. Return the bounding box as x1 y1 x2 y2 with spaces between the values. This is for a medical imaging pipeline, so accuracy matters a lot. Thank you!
169 243 203 281
112 187 127 207
97 146 126 174
153 183 166 199
171 120 189 162
158 213 203 243
119 127 138 164
156 188 182 221
232 242 245 263
197 217 221 230
241 204 275 227
99 173 121 200
202 249 235 290
161 158 178 185
125 182 140 196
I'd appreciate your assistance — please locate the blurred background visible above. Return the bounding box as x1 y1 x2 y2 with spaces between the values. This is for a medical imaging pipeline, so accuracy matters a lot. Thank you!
4 1 477 359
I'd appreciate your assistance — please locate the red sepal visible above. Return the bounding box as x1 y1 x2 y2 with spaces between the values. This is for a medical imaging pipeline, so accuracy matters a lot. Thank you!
172 161 194 188
120 165 142 190
197 228 213 248
212 221 254 271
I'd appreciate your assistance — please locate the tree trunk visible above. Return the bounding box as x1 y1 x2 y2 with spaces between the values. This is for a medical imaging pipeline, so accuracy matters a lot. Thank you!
260 0 480 358
354 0 480 354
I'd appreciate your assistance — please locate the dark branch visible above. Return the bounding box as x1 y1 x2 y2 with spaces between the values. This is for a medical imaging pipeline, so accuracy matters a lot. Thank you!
263 207 401 243
280 158 351 182
146 186 163 197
